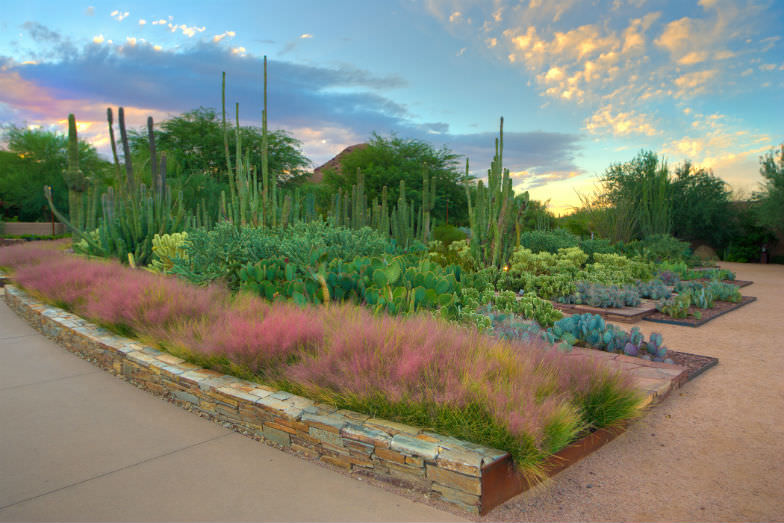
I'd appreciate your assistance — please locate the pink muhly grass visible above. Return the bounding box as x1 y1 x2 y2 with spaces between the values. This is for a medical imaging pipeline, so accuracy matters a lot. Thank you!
0 242 65 271
171 300 325 374
14 255 121 309
84 270 227 334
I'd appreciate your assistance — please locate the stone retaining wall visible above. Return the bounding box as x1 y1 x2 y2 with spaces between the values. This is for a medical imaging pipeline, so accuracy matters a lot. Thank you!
3 285 506 514
2 283 687 514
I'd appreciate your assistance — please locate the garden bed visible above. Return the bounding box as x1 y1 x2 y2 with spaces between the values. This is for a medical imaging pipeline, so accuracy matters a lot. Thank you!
665 350 719 381
644 296 757 327
551 299 658 323
1 284 687 515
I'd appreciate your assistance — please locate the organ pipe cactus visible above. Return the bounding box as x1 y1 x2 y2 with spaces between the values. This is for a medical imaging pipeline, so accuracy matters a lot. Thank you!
465 117 530 267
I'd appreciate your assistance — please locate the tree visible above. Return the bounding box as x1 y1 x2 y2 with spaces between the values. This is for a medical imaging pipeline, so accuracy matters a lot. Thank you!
599 150 670 239
0 126 111 221
322 133 469 225
128 107 310 185
669 161 734 249
755 145 784 235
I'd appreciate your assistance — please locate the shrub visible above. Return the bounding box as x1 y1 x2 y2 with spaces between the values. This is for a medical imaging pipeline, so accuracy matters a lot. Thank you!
172 221 397 288
578 238 616 263
431 224 467 245
559 282 642 309
518 229 579 254
619 234 693 263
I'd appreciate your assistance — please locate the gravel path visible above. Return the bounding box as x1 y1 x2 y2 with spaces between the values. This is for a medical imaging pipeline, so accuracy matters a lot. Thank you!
483 262 784 522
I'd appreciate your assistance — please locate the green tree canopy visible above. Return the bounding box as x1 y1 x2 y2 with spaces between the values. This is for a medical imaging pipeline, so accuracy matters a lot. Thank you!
322 133 470 225
755 145 784 235
599 150 671 239
0 126 111 221
128 107 311 186
669 161 734 249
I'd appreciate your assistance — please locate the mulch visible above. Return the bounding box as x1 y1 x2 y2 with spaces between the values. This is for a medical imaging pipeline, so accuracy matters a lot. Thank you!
665 349 719 381
644 296 757 327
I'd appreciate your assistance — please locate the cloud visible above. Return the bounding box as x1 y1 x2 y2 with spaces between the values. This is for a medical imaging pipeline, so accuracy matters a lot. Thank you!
212 31 236 43
673 69 718 96
1 30 582 173
585 105 658 136
110 10 130 22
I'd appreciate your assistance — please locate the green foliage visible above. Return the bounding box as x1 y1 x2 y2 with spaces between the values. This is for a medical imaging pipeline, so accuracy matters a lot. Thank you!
57 183 187 266
323 133 468 225
636 279 672 300
127 107 310 187
723 202 774 262
599 150 671 238
755 145 784 235
619 234 694 264
148 232 189 274
427 239 478 272
559 282 641 309
577 238 616 262
465 118 531 266
0 126 112 221
171 221 397 288
583 253 654 284
657 293 698 319
518 229 579 253
669 162 734 249
431 224 467 245
238 254 458 315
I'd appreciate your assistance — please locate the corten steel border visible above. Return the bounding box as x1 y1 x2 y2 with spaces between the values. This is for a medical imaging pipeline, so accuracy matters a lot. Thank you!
644 296 757 328
1 282 686 515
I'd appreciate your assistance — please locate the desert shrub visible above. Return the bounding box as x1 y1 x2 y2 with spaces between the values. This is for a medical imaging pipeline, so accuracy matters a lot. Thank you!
431 224 467 245
619 234 693 263
172 221 397 288
518 229 579 253
578 238 616 262
559 282 641 308
428 239 478 272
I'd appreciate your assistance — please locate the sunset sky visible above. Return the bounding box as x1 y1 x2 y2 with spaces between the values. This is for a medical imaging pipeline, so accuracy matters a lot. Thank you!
2 0 782 212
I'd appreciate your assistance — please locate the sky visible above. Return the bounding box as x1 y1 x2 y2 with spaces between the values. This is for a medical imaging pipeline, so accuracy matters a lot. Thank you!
1 0 782 213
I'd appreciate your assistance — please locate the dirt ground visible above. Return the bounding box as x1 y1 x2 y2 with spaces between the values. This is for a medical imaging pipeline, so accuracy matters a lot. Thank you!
482 262 784 522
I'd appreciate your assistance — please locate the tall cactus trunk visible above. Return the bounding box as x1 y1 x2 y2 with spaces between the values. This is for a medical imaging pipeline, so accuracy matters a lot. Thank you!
106 108 122 186
147 116 159 194
118 107 134 193
222 71 233 176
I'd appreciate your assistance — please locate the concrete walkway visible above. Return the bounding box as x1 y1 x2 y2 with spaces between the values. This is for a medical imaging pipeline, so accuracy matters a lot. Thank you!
0 289 464 522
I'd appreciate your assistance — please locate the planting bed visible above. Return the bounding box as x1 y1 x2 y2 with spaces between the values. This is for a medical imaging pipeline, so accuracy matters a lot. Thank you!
644 296 757 327
664 350 719 381
551 299 658 323
1 282 688 515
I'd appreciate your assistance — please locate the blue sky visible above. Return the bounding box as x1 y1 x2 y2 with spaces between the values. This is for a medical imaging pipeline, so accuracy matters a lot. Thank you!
1 0 782 212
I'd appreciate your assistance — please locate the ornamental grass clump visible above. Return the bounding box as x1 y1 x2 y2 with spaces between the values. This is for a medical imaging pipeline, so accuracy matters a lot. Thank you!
0 243 644 477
